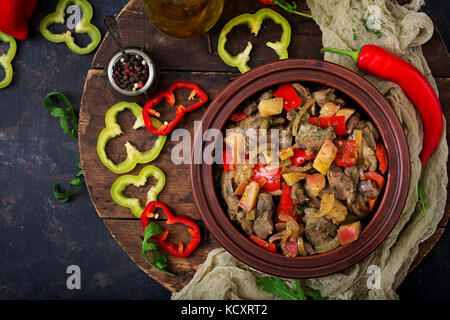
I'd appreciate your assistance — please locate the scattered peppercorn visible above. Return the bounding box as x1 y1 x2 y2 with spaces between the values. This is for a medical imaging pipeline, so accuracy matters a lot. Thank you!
112 54 150 92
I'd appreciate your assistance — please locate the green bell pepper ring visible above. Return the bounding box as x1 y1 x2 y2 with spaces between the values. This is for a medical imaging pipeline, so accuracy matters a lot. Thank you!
218 8 291 73
111 165 166 218
97 102 167 175
0 31 17 89
40 0 101 55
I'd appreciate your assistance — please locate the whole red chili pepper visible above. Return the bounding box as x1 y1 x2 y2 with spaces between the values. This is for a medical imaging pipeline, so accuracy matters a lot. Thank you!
142 81 208 136
321 45 443 166
141 201 201 258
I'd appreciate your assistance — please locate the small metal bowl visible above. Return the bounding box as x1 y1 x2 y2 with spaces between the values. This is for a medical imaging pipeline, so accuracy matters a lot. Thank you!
106 48 157 97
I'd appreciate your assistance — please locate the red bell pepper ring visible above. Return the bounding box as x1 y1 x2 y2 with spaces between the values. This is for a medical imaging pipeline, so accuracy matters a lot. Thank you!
308 116 346 135
334 140 357 167
141 201 201 258
291 148 314 167
273 84 302 111
142 81 208 136
252 163 281 192
376 142 388 174
230 111 248 122
364 171 385 189
249 234 277 252
275 183 299 223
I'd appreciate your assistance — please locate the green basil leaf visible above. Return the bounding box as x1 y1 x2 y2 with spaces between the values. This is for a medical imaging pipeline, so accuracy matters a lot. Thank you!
54 162 85 203
257 277 322 300
43 92 78 139
140 222 174 276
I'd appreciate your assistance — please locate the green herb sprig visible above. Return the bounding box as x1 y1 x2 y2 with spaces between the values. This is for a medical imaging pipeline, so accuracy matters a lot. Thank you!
43 92 78 139
54 162 85 203
268 0 313 19
417 183 430 223
257 276 323 300
140 222 175 276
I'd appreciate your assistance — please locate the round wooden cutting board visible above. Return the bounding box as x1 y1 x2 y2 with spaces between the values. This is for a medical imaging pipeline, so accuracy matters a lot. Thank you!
78 0 450 292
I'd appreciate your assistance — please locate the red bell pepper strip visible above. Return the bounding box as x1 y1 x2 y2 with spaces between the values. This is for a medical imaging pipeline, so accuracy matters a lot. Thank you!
334 140 357 167
321 45 443 166
367 197 378 212
252 163 281 192
291 148 315 167
364 171 385 189
141 201 201 258
275 183 298 223
273 84 302 111
376 142 388 174
308 116 346 135
222 148 236 172
142 81 208 136
249 234 277 252
230 111 248 122
258 0 276 5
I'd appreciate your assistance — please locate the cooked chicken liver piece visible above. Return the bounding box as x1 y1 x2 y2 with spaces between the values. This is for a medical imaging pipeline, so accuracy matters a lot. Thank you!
253 193 275 239
327 164 356 205
358 179 380 198
294 123 336 152
304 216 337 249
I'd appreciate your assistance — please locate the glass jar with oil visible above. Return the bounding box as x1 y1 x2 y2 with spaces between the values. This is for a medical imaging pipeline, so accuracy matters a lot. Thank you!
142 0 224 38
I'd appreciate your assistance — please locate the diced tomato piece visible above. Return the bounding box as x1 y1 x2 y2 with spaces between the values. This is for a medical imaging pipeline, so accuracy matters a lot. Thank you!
376 142 388 174
273 84 302 111
364 171 385 189
252 163 281 192
249 234 277 252
334 140 357 167
291 148 315 167
337 222 362 245
308 116 346 135
230 111 248 122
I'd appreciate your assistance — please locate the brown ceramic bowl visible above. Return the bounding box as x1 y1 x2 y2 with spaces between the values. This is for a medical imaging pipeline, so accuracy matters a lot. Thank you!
190 59 410 278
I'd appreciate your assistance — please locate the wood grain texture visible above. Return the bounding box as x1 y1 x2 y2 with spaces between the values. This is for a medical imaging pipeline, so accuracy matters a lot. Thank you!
78 0 450 292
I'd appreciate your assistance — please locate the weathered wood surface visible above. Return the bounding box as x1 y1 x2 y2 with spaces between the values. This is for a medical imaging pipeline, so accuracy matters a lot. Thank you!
78 0 450 292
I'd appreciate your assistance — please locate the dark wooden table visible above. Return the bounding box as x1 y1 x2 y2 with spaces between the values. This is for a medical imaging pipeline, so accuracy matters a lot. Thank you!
0 0 448 299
